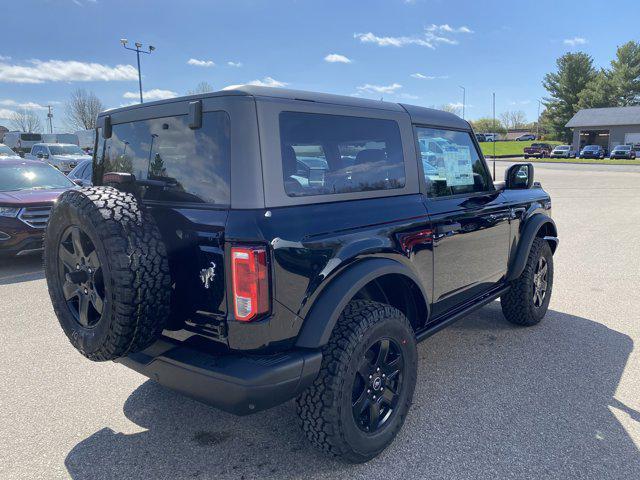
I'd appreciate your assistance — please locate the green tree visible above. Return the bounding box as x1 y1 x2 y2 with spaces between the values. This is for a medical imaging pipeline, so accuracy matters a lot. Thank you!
578 70 618 109
542 52 596 141
610 40 640 106
469 117 506 134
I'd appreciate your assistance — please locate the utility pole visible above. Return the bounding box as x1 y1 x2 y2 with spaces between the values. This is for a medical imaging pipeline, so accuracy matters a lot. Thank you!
459 85 466 119
536 99 542 139
492 92 496 180
120 39 156 103
46 105 53 134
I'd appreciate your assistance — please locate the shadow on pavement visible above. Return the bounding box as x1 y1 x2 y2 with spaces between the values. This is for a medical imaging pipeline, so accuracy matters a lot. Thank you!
0 254 44 286
65 306 639 480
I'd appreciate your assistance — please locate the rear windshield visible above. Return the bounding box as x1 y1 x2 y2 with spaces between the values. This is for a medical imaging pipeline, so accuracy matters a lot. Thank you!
280 112 405 197
614 145 631 150
0 163 74 191
94 111 231 204
555 146 569 150
20 133 42 141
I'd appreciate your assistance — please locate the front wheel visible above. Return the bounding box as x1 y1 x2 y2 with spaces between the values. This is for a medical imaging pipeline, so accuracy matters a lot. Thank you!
296 300 417 463
501 238 554 326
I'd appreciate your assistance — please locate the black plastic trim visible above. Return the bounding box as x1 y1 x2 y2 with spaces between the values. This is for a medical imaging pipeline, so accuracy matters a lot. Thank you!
117 340 322 415
506 214 557 281
295 258 429 349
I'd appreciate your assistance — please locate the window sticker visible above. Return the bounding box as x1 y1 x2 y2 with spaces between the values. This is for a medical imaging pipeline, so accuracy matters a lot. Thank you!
443 146 473 186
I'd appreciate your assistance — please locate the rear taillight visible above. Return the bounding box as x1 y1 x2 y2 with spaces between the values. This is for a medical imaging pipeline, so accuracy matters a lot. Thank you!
231 246 269 321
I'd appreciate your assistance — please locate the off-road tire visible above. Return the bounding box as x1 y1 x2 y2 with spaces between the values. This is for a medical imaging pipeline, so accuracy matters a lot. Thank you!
296 300 417 463
44 186 171 361
501 237 553 326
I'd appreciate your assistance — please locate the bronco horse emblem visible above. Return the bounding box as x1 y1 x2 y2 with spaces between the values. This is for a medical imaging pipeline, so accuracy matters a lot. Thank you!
199 262 216 289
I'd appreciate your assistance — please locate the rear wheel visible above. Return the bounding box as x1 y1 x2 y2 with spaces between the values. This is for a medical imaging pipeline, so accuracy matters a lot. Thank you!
501 238 553 326
296 300 417 463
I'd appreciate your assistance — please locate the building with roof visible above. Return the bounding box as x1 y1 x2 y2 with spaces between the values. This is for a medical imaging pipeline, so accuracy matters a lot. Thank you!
566 106 640 151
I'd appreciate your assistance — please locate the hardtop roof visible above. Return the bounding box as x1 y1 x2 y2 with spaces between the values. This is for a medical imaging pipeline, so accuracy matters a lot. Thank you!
100 85 471 130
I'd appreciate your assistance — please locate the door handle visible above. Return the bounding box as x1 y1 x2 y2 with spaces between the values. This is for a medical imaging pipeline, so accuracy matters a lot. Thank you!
436 222 462 236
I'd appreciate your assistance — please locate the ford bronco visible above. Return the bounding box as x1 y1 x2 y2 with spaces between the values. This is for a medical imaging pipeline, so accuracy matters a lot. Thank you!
44 86 558 462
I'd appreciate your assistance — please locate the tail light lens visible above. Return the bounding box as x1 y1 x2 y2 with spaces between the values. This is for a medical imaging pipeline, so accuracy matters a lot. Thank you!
231 246 269 321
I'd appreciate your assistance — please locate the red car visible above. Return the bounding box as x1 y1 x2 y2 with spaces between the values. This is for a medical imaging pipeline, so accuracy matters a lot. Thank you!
0 159 75 256
523 143 553 159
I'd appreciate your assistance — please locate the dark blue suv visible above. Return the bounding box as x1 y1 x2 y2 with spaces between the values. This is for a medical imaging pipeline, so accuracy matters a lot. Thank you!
44 86 558 462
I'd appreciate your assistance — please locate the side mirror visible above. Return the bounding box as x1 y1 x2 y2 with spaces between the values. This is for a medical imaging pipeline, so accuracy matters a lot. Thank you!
72 179 84 186
505 163 534 189
43 154 49 159
37 153 43 159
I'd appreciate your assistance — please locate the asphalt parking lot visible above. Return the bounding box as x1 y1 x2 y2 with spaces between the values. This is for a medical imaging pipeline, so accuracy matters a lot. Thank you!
1 162 639 479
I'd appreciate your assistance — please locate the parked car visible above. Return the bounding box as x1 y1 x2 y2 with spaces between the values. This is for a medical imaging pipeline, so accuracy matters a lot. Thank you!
26 143 92 174
43 86 558 462
0 159 75 256
523 142 553 158
550 145 576 158
515 133 536 141
0 144 21 160
484 133 500 142
2 131 43 156
67 159 93 186
609 144 636 159
579 145 607 159
475 133 486 142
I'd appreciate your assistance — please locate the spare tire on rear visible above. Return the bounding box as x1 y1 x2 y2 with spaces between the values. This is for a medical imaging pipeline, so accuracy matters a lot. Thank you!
44 186 171 361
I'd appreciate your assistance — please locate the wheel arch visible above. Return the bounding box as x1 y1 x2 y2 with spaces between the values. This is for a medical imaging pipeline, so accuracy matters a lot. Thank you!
506 214 558 282
295 258 429 349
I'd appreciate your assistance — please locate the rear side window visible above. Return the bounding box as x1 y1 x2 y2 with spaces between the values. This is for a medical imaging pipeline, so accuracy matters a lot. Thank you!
280 112 405 197
416 127 493 197
95 111 230 204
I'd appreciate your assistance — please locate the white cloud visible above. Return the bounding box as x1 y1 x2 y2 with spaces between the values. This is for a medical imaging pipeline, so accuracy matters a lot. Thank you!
0 55 10 61
448 102 465 109
324 53 352 64
187 58 215 67
224 77 289 90
563 37 587 46
355 24 473 49
509 100 532 106
399 93 419 100
0 59 138 84
426 24 473 34
357 83 402 94
355 32 434 48
123 89 177 101
411 73 448 80
0 108 15 119
227 61 243 67
0 99 48 110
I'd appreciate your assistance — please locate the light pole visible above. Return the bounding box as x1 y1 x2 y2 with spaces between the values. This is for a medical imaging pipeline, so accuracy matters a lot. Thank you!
536 99 542 139
459 85 466 119
120 39 155 103
46 105 53 134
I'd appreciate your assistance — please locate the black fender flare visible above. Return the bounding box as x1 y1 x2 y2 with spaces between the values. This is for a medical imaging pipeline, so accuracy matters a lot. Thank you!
295 258 428 349
506 214 558 282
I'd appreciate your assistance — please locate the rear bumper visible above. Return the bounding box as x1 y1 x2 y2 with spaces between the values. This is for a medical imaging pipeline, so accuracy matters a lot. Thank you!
117 339 322 415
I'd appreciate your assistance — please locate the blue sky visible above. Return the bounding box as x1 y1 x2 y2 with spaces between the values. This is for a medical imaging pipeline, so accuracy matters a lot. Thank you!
1 0 638 131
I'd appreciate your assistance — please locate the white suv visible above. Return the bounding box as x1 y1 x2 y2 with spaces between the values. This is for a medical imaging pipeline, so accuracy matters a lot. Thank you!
27 143 92 174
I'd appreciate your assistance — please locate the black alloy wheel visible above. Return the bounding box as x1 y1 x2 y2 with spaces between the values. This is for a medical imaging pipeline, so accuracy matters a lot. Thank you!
352 338 404 433
532 256 548 308
58 225 105 328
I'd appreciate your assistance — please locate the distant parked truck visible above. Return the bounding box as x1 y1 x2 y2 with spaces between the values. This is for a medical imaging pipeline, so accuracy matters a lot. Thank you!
524 143 553 159
2 131 43 155
42 133 79 146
